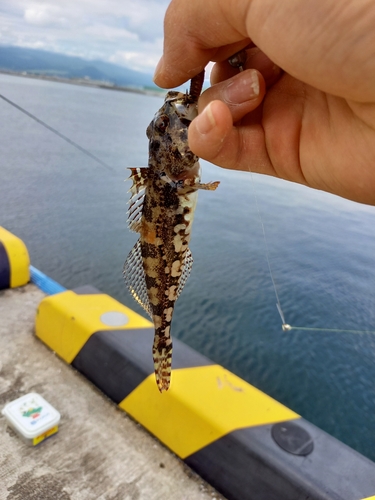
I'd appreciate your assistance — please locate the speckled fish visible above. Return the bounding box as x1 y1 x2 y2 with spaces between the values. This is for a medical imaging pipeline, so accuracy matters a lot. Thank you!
123 71 219 392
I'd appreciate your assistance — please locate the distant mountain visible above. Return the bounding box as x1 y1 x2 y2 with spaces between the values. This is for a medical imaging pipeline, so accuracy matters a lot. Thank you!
0 45 156 88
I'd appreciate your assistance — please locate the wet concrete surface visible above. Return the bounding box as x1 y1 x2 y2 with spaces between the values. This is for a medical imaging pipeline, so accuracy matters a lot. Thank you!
0 284 224 500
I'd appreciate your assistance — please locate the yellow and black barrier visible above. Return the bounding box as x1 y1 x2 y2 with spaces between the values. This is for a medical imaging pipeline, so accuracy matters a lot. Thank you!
0 226 30 290
35 285 375 500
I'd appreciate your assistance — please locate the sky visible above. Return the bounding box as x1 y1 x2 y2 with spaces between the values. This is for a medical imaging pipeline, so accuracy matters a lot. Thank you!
0 0 170 74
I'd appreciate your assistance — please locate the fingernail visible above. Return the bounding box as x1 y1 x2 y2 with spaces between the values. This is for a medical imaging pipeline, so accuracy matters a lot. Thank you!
153 57 164 83
195 102 216 135
224 69 259 103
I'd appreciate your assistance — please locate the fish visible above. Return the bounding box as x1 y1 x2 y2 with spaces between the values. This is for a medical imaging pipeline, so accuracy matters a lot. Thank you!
123 71 220 392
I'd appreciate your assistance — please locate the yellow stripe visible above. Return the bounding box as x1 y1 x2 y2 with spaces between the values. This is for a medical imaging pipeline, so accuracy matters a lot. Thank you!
36 290 153 363
0 227 30 287
33 425 59 445
362 496 375 500
120 364 299 459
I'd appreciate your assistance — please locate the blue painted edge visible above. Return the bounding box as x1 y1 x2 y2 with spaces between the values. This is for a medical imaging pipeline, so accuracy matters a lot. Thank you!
30 265 66 295
0 240 10 290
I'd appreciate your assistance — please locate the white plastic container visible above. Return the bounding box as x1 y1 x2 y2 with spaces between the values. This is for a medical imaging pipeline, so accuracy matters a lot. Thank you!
2 393 60 446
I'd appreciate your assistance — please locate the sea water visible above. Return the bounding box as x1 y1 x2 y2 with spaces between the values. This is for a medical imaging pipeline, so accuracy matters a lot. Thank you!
0 73 374 460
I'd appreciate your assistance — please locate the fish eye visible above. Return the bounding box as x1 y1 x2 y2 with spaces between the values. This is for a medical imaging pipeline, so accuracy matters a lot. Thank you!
184 151 195 162
154 114 169 133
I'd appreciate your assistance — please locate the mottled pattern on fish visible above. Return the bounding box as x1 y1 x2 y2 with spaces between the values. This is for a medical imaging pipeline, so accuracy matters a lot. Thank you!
123 73 219 392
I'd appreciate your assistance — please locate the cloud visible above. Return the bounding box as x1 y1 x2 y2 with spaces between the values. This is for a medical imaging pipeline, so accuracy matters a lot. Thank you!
0 0 170 73
121 0 167 42
24 4 67 27
84 24 138 42
109 44 163 73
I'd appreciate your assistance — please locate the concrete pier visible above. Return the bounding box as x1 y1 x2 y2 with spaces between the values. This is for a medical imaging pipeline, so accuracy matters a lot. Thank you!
0 284 223 500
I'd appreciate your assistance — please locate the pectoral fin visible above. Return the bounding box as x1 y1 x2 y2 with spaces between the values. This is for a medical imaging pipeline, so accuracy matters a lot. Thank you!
123 239 152 318
182 179 220 191
176 247 193 300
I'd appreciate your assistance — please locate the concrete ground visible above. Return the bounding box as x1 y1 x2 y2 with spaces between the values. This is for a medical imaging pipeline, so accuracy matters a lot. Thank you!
0 284 224 500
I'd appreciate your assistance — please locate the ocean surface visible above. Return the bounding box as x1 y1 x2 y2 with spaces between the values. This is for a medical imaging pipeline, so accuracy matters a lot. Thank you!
1 73 374 461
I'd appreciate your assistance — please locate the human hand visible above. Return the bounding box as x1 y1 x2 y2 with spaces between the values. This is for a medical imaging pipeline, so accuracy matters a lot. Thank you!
154 0 375 205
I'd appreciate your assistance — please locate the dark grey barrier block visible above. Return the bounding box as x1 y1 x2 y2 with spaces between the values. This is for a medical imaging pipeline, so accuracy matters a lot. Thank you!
185 419 375 500
72 328 214 404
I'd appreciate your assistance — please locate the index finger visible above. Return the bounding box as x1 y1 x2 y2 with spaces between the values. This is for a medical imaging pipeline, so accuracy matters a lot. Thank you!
154 0 251 88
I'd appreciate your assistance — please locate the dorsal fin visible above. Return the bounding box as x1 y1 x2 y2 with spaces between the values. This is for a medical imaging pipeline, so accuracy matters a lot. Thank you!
127 168 149 233
127 190 144 233
128 167 149 195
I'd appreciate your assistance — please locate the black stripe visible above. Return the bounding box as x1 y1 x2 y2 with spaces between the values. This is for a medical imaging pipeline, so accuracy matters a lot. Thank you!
71 328 213 403
184 420 375 500
0 241 10 290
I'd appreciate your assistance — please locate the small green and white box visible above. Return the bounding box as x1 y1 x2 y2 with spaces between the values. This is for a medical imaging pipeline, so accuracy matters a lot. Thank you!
2 392 60 446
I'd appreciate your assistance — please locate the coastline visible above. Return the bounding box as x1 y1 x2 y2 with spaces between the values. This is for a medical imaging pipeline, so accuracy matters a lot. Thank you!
0 69 164 97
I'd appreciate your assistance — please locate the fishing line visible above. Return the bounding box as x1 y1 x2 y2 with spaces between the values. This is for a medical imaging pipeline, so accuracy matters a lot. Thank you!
246 169 290 330
227 50 375 336
287 326 375 334
0 92 115 172
2 79 373 336
227 50 291 330
246 172 375 336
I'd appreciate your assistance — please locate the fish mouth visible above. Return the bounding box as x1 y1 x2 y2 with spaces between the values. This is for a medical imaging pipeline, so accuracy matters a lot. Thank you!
173 101 198 122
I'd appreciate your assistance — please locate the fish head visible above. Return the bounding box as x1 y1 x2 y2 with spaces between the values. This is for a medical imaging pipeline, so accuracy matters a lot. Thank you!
147 91 199 181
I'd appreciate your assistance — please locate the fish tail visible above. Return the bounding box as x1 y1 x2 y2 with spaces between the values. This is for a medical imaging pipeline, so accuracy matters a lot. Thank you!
153 339 172 393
